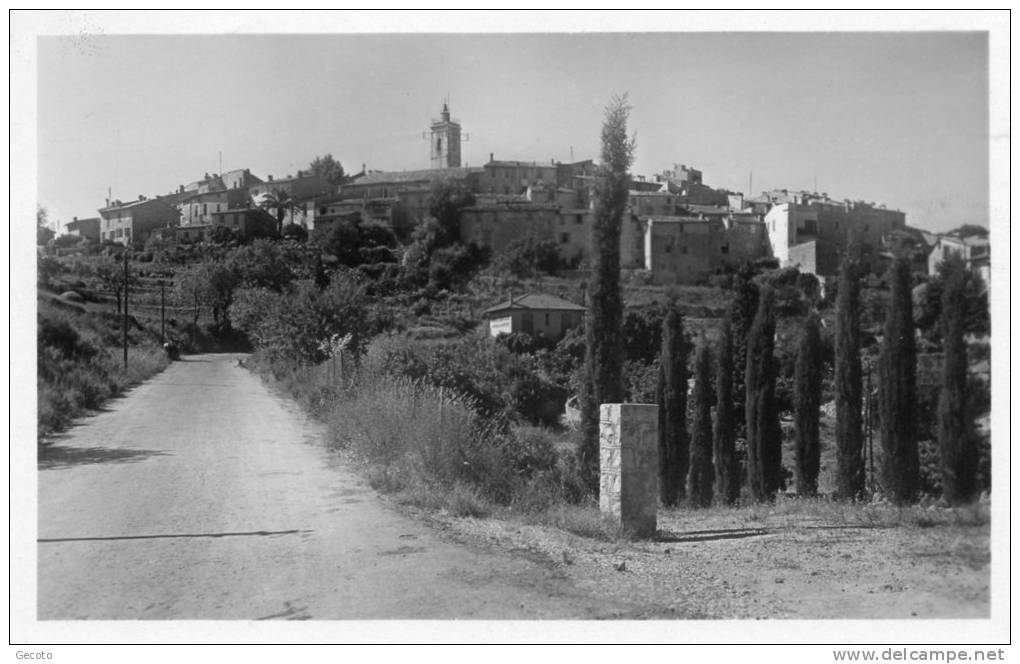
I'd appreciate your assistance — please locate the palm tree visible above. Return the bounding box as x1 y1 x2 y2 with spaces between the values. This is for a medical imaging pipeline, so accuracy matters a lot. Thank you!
259 189 298 235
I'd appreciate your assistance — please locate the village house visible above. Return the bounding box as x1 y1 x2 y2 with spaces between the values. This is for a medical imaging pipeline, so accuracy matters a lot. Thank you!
928 233 990 287
65 216 101 242
98 196 180 246
764 191 906 278
642 215 771 284
482 293 586 342
179 187 252 226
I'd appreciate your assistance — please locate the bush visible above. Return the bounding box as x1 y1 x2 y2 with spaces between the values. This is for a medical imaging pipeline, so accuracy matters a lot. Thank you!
490 236 565 278
37 303 169 438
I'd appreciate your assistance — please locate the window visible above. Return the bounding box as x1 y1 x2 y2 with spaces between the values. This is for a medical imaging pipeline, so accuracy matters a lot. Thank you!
681 246 688 254
575 215 583 225
560 232 569 244
437 137 442 152
203 204 207 215
665 244 672 254
545 313 550 326
721 244 729 254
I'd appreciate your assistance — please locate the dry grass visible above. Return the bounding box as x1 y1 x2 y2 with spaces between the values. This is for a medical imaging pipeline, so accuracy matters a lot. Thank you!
37 298 169 438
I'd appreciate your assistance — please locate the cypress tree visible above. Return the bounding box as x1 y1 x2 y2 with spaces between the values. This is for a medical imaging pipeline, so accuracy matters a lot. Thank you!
938 254 976 504
714 318 741 504
878 257 919 505
835 246 865 500
687 340 714 507
745 286 782 501
656 308 689 505
794 312 823 496
728 269 759 438
577 95 634 491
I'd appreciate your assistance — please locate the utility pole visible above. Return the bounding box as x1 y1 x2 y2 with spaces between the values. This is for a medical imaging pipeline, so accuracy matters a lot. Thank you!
160 279 166 344
122 249 129 369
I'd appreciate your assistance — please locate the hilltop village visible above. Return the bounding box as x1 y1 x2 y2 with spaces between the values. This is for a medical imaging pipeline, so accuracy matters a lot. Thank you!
58 103 988 290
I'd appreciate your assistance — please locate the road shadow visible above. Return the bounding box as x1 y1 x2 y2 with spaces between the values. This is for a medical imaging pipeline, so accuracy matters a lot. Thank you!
38 443 170 470
655 527 768 543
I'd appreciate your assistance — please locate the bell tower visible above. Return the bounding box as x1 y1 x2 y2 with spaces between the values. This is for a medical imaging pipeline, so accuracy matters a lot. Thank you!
430 102 461 169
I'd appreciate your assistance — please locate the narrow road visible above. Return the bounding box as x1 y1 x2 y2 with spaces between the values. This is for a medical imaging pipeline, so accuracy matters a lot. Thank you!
38 354 622 620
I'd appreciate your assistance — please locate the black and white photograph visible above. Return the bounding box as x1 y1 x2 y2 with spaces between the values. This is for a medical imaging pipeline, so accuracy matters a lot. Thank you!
10 9 1010 653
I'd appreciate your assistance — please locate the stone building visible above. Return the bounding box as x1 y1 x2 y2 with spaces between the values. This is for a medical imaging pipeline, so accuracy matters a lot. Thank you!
98 196 180 246
642 215 770 284
180 188 252 226
430 102 462 169
65 216 100 242
928 234 990 287
764 192 906 277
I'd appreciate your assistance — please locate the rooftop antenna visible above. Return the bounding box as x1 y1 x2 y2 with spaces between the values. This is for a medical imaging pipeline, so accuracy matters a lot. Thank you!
219 151 222 176
748 172 752 197
814 170 818 194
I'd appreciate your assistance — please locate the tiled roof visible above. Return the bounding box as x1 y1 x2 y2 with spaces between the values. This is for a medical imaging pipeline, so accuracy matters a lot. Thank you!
345 167 482 186
483 293 586 316
485 160 557 168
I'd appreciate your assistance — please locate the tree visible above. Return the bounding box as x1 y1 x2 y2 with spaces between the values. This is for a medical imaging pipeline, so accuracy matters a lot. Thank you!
656 308 689 506
938 255 977 504
427 178 476 244
714 318 740 505
687 339 714 507
37 205 55 245
835 244 866 500
745 286 782 502
93 253 134 314
228 239 296 292
281 223 308 242
727 267 760 438
794 312 823 496
308 154 346 187
879 257 919 505
259 188 298 234
577 94 635 490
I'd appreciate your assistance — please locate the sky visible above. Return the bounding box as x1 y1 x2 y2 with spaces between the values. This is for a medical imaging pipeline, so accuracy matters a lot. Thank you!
36 28 990 235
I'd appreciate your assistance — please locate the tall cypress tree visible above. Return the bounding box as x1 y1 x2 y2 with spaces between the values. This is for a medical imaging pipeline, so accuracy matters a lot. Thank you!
728 268 759 438
577 94 635 491
657 308 689 505
938 255 976 504
714 318 740 504
835 245 865 500
687 340 714 507
794 312 823 496
879 257 919 505
745 286 782 501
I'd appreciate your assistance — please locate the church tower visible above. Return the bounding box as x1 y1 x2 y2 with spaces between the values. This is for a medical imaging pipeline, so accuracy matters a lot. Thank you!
430 102 461 169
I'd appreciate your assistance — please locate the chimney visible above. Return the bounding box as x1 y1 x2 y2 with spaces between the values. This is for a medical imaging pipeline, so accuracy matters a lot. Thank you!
489 153 494 163
204 172 209 179
268 175 273 182
138 194 145 201
361 163 366 173
105 198 110 207
179 184 184 193
73 216 77 222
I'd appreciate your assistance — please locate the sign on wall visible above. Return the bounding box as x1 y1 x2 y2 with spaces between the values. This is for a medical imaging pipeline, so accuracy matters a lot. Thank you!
488 316 513 337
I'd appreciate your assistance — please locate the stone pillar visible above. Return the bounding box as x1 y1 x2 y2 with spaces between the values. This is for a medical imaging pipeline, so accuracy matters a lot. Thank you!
599 403 658 538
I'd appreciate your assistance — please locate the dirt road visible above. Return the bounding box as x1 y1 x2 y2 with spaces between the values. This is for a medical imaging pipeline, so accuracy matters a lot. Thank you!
37 354 643 620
